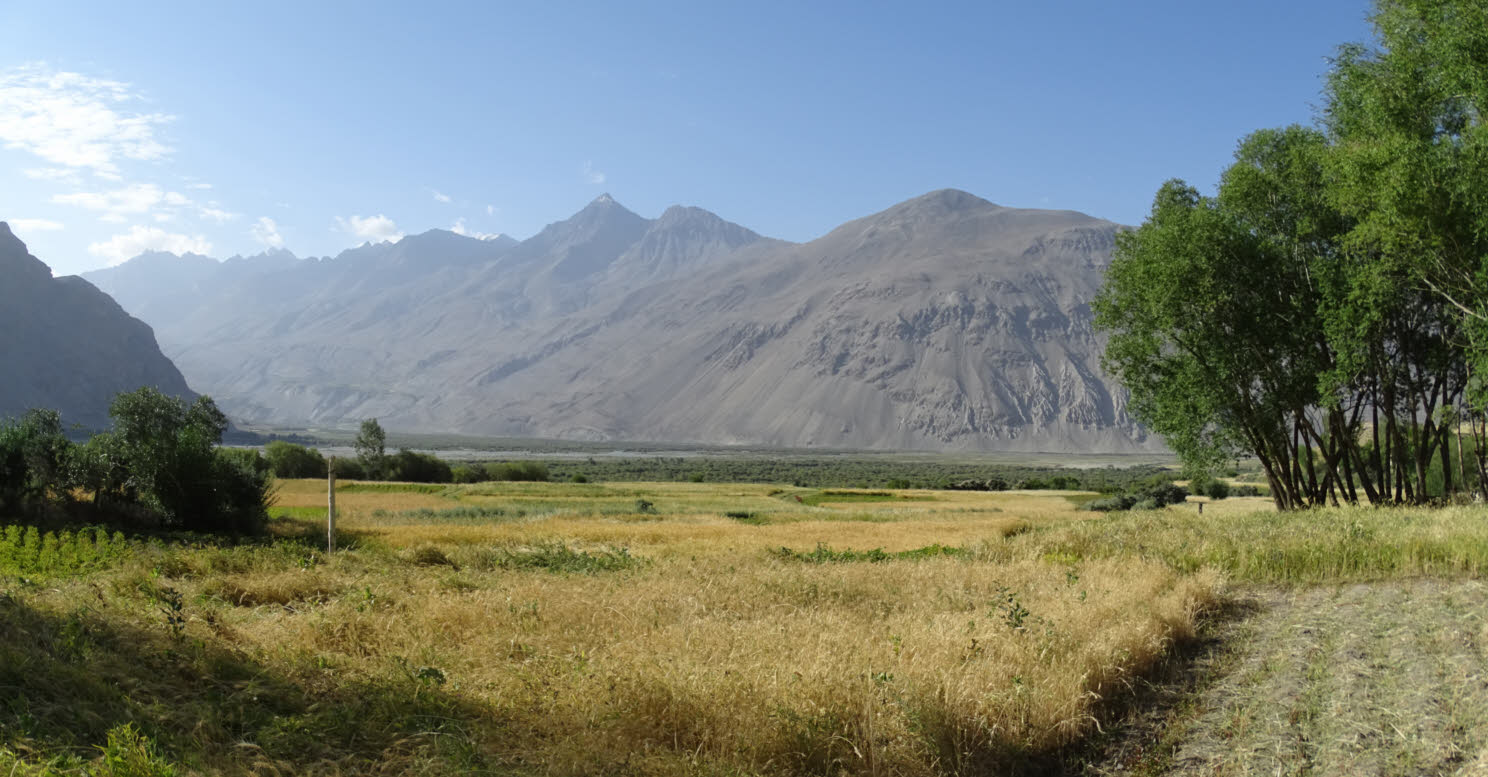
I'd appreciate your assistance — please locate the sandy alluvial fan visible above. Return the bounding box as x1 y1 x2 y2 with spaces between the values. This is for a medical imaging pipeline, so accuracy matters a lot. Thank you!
83 189 1155 452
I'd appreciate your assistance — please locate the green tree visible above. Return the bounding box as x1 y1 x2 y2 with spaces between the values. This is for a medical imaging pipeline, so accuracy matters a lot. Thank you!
354 418 387 480
107 388 268 532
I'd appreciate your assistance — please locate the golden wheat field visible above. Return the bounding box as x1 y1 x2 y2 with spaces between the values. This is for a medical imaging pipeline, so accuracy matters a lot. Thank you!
54 476 1488 775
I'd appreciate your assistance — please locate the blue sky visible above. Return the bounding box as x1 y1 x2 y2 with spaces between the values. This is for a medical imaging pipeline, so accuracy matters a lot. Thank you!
1 1 1375 276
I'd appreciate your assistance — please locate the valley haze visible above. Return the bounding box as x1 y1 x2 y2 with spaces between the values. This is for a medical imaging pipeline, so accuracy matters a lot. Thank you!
72 189 1156 454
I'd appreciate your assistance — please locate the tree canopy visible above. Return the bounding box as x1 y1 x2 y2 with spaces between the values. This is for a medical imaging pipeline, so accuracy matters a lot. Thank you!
1096 0 1488 509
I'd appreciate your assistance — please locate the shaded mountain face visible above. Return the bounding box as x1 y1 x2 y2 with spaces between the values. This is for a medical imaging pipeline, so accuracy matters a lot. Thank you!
93 191 1154 452
0 223 195 429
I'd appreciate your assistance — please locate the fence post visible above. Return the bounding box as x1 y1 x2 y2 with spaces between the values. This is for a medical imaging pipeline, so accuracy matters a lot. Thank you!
327 457 337 553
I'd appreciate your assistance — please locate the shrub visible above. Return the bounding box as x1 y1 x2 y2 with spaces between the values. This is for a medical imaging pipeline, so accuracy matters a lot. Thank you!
218 447 270 477
264 440 327 479
570 473 589 483
1204 479 1231 499
329 457 366 480
1079 480 1188 512
487 461 550 482
211 448 272 534
451 464 489 483
388 450 453 483
0 408 71 515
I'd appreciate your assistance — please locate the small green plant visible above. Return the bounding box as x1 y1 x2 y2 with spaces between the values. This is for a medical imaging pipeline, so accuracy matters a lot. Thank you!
98 723 177 777
157 585 186 640
634 498 655 513
996 587 1029 630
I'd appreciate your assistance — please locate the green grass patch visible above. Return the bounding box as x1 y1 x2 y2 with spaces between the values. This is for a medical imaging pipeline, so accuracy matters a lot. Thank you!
269 505 327 520
769 543 968 563
336 482 450 495
796 490 901 507
460 543 640 574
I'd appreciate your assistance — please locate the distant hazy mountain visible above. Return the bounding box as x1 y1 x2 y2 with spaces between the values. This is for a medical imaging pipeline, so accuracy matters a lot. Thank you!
0 223 195 429
91 191 1154 452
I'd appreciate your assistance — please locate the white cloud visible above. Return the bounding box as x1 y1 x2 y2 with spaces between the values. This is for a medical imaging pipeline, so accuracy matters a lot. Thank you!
186 182 212 190
432 189 452 204
486 204 496 216
8 218 64 233
88 225 211 265
450 217 505 240
582 161 606 185
336 213 402 243
250 216 284 249
0 64 174 177
52 183 164 216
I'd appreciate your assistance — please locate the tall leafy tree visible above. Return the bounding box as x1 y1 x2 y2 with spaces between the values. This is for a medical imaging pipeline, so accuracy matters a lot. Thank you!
354 418 387 480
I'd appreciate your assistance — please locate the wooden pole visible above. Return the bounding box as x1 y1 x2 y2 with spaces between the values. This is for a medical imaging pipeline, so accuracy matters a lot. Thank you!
327 457 337 554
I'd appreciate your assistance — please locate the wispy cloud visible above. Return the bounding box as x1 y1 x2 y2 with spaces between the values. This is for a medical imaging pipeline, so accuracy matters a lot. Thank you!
486 204 497 216
582 161 606 185
197 206 236 224
431 189 452 204
51 183 234 225
250 216 284 249
336 213 402 243
52 183 167 216
88 225 211 265
0 64 174 178
8 218 64 233
22 167 79 183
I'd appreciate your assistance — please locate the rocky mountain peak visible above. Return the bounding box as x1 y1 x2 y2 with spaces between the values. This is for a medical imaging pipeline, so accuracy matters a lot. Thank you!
0 222 53 285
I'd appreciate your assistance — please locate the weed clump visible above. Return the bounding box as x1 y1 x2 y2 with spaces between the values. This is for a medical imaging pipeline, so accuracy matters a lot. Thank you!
769 542 968 563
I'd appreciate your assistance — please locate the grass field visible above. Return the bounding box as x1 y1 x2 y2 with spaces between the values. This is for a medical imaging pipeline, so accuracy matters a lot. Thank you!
2 480 1485 775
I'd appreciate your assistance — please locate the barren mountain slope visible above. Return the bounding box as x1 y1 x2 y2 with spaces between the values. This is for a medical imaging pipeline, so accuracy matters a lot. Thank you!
0 223 195 428
421 190 1149 450
96 190 1153 452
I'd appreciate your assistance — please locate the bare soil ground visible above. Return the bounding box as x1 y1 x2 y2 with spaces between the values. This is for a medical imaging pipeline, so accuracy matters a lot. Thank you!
1083 581 1488 777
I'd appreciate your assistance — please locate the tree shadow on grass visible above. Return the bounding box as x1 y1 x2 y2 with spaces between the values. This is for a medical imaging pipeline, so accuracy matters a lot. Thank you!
0 592 508 774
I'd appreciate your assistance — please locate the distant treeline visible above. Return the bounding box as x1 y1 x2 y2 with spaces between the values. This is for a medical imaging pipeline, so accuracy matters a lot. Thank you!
260 438 1174 492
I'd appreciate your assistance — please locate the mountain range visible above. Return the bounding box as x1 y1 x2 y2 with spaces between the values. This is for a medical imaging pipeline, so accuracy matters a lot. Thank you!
0 223 194 429
79 189 1156 452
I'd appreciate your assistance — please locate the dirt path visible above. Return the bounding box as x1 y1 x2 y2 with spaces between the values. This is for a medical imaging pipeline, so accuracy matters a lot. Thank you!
1086 581 1488 777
